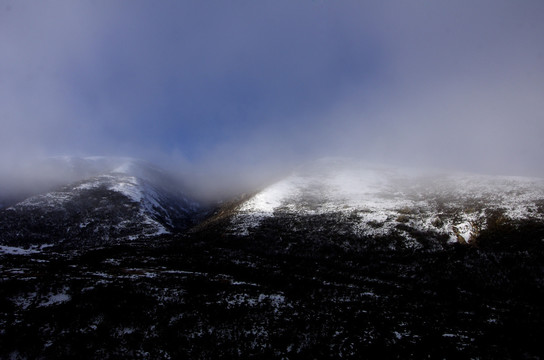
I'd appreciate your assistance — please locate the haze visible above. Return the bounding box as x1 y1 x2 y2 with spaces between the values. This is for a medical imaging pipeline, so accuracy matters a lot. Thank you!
1 0 543 198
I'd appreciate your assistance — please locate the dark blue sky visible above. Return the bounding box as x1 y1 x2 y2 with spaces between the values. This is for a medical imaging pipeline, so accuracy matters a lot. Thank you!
1 0 544 190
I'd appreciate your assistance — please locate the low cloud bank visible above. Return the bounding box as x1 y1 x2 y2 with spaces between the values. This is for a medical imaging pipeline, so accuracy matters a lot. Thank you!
1 1 543 200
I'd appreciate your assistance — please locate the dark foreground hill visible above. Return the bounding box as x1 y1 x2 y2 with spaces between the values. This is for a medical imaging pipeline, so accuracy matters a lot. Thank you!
1 230 543 359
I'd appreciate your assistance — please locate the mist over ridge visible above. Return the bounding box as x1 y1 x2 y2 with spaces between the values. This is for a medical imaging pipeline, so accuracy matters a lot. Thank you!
1 0 543 197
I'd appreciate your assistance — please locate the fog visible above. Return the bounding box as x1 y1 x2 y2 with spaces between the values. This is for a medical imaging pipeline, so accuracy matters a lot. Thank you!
1 0 543 199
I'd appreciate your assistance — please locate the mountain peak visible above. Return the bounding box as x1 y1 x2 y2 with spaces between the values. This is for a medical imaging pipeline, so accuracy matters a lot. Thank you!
0 157 203 248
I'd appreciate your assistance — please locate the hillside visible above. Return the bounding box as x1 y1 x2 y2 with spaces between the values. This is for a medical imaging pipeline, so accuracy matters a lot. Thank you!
0 157 202 249
197 158 544 253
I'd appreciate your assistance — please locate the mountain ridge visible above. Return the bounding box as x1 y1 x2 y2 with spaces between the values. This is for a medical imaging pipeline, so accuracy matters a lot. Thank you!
201 158 544 252
1 156 544 251
0 157 203 249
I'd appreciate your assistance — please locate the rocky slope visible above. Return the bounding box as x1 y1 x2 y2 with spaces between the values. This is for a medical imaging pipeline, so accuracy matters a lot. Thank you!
0 157 202 249
206 158 544 252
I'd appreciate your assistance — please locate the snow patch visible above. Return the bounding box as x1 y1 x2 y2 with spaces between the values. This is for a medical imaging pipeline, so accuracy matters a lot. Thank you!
39 289 71 307
0 246 40 255
108 175 143 203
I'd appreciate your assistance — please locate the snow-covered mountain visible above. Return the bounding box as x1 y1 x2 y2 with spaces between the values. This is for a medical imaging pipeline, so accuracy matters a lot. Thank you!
214 158 544 251
0 157 202 248
2 156 544 251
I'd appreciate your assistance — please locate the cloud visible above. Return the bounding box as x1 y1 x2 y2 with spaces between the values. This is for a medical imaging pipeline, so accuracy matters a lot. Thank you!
0 0 543 198
284 0 544 176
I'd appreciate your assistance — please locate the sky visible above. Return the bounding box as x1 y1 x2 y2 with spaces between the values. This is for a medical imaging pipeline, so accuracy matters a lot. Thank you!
1 0 543 195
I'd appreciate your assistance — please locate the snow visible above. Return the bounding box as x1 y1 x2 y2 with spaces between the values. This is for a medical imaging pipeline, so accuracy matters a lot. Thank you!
3 157 199 243
10 292 37 310
39 289 71 307
231 158 544 243
0 245 40 255
238 163 417 218
108 175 143 203
116 327 136 336
453 222 475 243
241 179 298 214
82 174 175 236
224 292 286 309
0 246 38 255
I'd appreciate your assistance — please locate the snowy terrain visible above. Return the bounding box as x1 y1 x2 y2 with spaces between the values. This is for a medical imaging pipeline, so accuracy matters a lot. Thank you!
1 158 543 359
231 158 544 245
0 157 202 248
2 156 543 250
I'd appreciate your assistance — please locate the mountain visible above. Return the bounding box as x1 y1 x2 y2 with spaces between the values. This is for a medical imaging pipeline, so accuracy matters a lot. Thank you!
1 157 544 358
3 156 543 252
0 157 202 249
202 158 544 253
